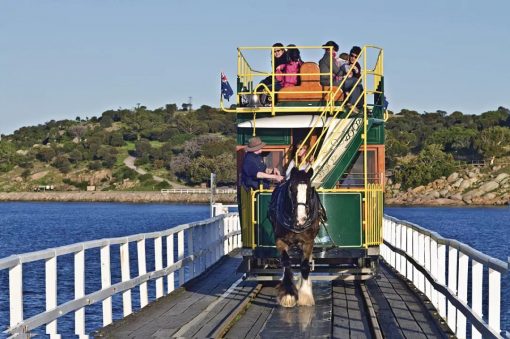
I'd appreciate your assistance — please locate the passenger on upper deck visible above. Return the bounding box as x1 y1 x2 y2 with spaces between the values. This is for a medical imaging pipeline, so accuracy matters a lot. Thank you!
285 143 314 180
319 41 341 86
260 43 288 88
275 45 303 88
339 46 364 112
241 137 284 190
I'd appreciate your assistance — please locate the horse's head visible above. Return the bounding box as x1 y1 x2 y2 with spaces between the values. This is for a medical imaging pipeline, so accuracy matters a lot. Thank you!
289 167 314 226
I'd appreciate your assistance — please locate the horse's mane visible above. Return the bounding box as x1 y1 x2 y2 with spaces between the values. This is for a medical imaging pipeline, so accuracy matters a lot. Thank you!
268 170 327 233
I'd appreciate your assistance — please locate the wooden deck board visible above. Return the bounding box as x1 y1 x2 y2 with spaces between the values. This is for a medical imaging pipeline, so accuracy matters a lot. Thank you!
258 281 332 339
188 284 256 337
95 254 243 338
367 264 448 339
96 255 451 339
226 286 277 338
332 281 373 338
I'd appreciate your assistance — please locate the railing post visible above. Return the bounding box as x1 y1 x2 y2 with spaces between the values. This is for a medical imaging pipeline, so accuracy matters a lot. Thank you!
177 230 185 286
488 268 501 334
400 223 407 277
395 222 401 272
228 217 234 253
216 220 222 261
437 243 447 319
471 259 483 339
9 262 23 329
187 228 194 280
447 246 458 333
412 230 419 286
120 241 132 317
418 232 425 292
100 244 112 326
236 215 242 248
137 238 148 308
223 218 229 255
457 251 469 338
206 222 212 268
45 254 57 336
154 235 163 298
406 226 413 281
430 239 438 309
424 235 432 300
166 234 175 294
74 248 85 335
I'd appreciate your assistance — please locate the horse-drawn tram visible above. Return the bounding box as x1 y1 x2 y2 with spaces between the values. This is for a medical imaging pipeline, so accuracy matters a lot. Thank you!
2 44 508 338
220 44 387 288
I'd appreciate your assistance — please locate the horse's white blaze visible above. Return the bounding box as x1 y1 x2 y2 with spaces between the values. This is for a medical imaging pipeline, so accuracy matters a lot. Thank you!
296 183 307 225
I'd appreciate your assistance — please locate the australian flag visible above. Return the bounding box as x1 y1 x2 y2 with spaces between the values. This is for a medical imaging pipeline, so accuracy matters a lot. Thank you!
221 72 234 101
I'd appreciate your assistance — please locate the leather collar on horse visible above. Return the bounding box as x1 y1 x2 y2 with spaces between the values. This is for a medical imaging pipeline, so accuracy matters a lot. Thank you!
268 173 327 233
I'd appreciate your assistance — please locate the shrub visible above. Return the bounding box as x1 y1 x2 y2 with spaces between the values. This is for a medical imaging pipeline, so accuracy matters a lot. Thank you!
155 181 171 189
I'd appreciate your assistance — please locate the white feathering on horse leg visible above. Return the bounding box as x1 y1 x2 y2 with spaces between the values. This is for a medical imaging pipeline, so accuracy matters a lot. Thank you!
298 277 315 306
279 293 298 308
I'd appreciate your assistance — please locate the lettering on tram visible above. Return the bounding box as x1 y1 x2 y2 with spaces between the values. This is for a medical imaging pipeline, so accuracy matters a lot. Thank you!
221 42 386 307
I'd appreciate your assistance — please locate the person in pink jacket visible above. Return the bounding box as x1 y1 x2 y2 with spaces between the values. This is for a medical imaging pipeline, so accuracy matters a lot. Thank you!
275 45 303 88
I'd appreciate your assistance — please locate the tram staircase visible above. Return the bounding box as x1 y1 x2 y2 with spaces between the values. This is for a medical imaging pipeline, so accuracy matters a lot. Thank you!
311 116 368 189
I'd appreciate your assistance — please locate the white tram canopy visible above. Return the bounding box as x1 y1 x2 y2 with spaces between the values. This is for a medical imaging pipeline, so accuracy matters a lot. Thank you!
237 115 340 129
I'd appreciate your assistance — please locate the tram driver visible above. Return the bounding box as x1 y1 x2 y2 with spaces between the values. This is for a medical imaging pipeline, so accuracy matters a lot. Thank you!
241 137 284 190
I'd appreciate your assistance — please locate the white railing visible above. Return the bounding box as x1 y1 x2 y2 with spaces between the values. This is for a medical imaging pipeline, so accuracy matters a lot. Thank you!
0 213 241 337
382 215 509 339
160 188 237 194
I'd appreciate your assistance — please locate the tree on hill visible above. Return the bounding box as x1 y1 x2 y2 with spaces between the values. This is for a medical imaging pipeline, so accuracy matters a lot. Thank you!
393 144 456 190
474 126 510 165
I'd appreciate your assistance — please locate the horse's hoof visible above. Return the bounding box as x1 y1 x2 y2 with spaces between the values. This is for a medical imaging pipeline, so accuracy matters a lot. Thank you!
297 278 315 306
278 294 297 308
297 293 315 306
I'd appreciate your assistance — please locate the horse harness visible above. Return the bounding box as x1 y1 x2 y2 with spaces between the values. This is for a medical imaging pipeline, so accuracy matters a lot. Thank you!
269 180 327 233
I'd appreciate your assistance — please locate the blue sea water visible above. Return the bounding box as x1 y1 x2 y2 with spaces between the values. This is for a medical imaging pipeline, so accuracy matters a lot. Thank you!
386 206 510 335
0 202 210 337
0 203 508 336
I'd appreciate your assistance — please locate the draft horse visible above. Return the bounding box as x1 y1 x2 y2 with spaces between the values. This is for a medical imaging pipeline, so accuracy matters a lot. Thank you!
268 168 327 307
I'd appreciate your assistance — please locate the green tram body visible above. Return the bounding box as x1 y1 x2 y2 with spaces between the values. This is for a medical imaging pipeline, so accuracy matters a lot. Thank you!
221 45 386 278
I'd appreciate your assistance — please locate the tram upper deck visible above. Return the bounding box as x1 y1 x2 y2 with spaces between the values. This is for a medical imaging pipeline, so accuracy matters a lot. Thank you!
220 44 386 120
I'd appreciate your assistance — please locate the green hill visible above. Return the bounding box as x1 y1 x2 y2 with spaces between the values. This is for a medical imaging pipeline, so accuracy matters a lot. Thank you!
0 104 236 192
1 104 509 193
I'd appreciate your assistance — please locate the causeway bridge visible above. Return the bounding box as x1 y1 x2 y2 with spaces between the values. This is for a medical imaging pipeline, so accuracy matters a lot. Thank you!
0 207 508 338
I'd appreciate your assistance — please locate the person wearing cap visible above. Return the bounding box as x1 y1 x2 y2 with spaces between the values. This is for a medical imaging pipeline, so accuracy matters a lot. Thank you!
241 137 284 190
319 40 342 86
338 46 364 112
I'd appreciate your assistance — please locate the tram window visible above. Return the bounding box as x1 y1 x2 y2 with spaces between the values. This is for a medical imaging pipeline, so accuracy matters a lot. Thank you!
262 149 285 175
340 151 378 187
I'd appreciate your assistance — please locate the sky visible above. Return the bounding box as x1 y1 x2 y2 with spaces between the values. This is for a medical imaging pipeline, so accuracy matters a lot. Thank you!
1 0 509 135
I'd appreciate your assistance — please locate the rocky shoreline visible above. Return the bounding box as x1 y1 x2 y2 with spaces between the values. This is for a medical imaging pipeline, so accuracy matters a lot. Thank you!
0 191 236 204
2 166 510 207
385 166 510 206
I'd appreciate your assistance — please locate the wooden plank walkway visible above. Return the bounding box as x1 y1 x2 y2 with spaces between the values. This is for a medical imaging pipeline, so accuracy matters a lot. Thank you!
96 254 451 338
95 253 250 338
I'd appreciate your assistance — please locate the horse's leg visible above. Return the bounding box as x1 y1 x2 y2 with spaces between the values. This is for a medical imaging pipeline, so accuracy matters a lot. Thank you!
297 240 315 306
276 239 298 307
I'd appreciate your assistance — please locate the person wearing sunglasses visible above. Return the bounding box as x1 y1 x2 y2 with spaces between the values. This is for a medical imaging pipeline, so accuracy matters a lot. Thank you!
339 46 364 113
260 42 288 87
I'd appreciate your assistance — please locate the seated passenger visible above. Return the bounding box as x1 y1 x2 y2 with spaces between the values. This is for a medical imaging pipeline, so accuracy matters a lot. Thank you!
285 142 314 180
275 45 303 88
319 40 341 86
241 137 284 190
339 46 364 112
336 52 349 68
260 43 288 88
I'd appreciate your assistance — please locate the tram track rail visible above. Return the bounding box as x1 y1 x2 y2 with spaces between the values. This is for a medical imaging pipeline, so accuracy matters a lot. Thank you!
213 278 385 338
